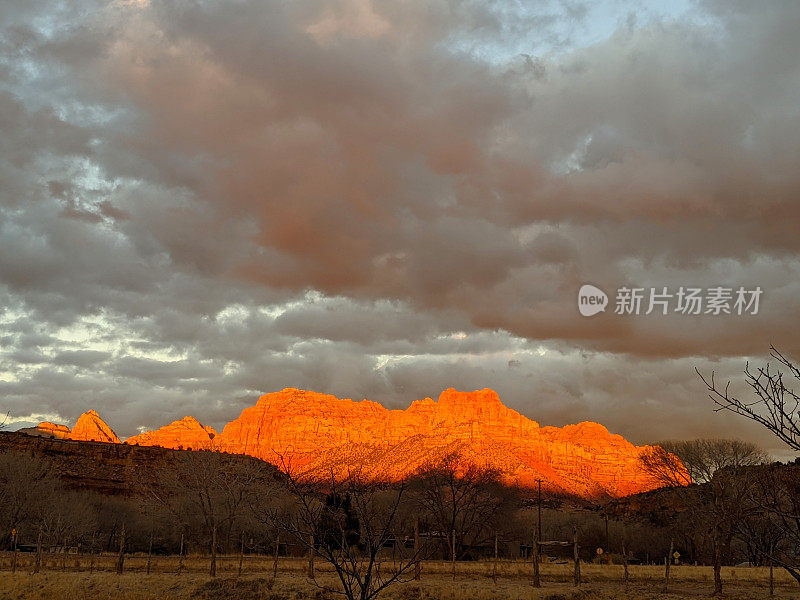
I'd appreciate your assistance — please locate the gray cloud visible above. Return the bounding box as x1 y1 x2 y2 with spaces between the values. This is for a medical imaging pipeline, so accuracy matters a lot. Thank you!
0 0 799 457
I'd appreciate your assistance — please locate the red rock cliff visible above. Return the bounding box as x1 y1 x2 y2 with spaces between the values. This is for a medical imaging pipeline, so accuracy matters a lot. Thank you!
67 410 121 443
25 389 680 499
210 387 669 498
125 416 216 450
28 412 120 443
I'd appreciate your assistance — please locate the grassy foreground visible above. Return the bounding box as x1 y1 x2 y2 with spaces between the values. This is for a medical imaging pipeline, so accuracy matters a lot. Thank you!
0 558 797 600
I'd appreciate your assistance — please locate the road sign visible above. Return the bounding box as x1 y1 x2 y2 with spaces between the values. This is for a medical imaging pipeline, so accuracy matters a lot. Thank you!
673 551 680 559
596 547 603 555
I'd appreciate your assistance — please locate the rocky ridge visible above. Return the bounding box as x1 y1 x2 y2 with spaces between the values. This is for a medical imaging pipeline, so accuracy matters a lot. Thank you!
25 387 677 499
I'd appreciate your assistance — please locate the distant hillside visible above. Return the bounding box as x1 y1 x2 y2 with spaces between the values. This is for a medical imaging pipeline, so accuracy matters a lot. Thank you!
0 430 277 496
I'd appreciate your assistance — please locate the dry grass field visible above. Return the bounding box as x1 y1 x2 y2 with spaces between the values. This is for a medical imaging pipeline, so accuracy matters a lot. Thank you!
0 555 798 600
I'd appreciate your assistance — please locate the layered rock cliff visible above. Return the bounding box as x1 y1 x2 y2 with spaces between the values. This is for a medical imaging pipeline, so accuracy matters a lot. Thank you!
68 410 121 443
25 388 676 499
211 387 668 498
17 421 72 439
26 411 121 443
126 416 216 450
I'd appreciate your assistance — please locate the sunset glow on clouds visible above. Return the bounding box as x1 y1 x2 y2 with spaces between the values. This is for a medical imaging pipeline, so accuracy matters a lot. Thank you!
1 0 799 454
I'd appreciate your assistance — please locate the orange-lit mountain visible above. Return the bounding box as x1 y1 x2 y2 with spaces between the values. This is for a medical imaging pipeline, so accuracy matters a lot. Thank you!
139 388 671 498
22 410 121 443
27 388 677 499
126 416 216 450
69 409 121 443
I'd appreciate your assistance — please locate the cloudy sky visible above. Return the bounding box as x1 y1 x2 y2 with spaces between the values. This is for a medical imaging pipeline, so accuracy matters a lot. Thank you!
1 0 799 456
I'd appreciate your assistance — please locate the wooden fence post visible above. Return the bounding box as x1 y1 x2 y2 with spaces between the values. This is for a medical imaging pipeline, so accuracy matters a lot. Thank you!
61 537 67 571
115 522 125 575
573 526 580 587
307 534 315 579
664 538 673 593
146 532 153 575
770 559 774 596
414 519 420 581
89 532 95 574
273 533 280 580
622 539 629 592
34 527 42 574
451 530 456 580
238 532 244 577
493 533 498 583
178 532 184 573
210 525 217 578
11 529 17 573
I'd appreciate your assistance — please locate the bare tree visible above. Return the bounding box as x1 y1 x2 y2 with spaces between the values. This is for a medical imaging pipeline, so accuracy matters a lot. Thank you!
701 468 761 594
257 458 424 600
35 491 99 550
409 451 518 559
146 450 267 576
697 346 800 585
0 453 61 548
642 438 768 486
743 464 800 583
638 445 693 488
697 345 800 451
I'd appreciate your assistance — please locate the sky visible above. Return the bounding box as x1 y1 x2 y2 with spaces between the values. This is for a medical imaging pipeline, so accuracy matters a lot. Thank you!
1 0 799 457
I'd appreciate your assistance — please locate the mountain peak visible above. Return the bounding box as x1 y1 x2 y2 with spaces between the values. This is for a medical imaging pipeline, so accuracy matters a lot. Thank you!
125 415 216 449
438 387 501 404
69 410 120 444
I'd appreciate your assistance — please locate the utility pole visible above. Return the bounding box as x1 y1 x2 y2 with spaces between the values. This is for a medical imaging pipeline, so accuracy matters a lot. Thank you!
537 479 543 547
533 479 542 588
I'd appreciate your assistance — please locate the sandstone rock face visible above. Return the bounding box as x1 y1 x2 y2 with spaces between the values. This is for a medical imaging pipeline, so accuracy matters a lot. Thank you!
17 422 72 439
211 387 669 499
24 388 679 499
125 416 216 450
68 410 121 444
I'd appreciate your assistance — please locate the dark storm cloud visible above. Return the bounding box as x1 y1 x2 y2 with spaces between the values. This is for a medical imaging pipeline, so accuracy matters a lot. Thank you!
1 0 799 455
